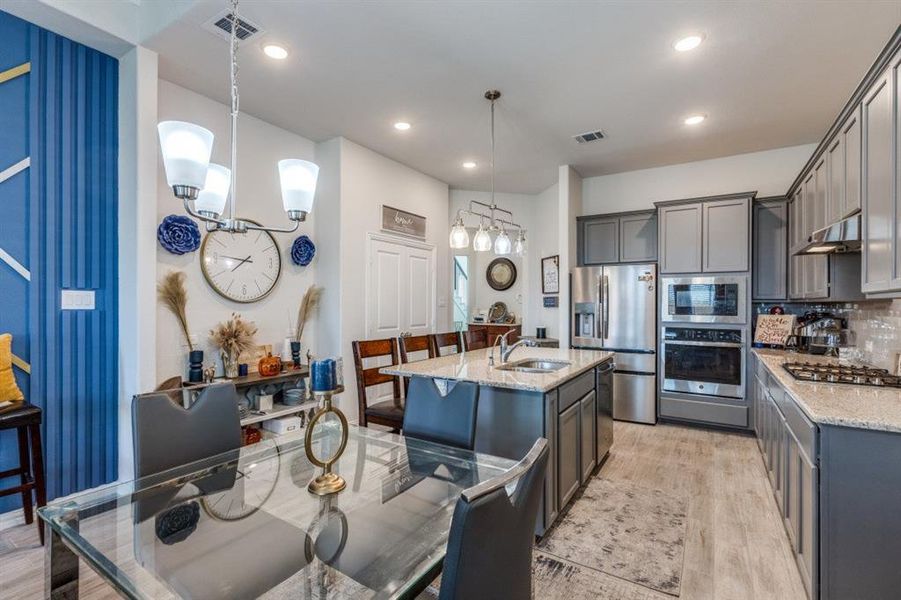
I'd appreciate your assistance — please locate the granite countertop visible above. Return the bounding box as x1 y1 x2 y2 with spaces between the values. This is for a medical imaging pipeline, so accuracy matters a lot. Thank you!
753 348 901 434
381 347 614 393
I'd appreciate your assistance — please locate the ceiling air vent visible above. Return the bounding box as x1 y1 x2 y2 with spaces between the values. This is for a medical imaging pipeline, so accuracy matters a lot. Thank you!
203 10 264 43
573 130 606 144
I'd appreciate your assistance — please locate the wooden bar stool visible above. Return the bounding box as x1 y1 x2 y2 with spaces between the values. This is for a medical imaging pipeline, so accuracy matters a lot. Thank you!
462 328 488 351
0 401 47 544
352 338 406 430
398 335 435 394
429 332 463 357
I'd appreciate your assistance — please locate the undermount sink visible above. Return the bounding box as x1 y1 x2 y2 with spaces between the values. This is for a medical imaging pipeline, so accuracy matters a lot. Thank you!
496 359 571 373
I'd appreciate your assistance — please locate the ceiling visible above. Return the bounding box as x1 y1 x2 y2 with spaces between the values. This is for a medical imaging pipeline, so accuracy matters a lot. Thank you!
146 1 901 194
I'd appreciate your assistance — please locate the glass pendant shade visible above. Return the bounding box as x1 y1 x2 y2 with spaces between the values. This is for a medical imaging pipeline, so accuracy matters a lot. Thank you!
513 232 526 256
494 230 512 255
449 221 470 249
278 159 320 214
157 121 215 190
473 225 492 252
194 164 231 217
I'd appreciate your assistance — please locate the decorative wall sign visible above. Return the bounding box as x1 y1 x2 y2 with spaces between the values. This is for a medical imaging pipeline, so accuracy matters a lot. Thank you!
543 296 559 308
754 314 795 346
541 255 560 294
382 205 426 239
486 258 517 291
291 235 316 266
158 215 201 255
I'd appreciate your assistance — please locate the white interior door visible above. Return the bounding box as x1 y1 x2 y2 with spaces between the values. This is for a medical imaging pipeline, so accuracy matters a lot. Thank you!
367 236 435 339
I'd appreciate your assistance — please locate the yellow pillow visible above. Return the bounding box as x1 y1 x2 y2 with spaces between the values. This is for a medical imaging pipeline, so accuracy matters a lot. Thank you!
0 333 25 402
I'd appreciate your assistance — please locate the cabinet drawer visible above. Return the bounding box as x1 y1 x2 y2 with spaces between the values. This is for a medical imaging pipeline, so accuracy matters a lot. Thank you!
559 369 594 413
774 390 816 460
659 396 748 428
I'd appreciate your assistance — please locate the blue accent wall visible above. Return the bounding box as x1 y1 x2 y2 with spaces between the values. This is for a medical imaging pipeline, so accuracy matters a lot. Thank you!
0 11 118 512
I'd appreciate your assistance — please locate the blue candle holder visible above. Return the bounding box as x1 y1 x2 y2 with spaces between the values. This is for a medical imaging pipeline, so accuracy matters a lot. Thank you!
311 359 337 392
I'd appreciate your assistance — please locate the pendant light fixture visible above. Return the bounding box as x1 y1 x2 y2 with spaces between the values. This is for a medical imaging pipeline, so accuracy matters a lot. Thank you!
449 90 526 256
157 0 318 234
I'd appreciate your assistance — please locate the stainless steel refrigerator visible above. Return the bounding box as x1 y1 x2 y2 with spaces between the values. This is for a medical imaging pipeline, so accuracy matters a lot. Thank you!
572 264 657 424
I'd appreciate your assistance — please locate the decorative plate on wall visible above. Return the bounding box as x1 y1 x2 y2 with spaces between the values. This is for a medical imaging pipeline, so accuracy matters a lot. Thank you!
486 258 517 291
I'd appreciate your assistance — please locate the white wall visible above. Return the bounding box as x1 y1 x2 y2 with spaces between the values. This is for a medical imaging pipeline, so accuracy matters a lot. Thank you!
155 80 318 382
581 143 817 215
526 183 560 340
558 167 581 345
328 138 450 421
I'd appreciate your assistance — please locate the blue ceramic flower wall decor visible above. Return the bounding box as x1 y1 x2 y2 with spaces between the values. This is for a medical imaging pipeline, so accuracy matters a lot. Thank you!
158 215 201 255
291 235 316 266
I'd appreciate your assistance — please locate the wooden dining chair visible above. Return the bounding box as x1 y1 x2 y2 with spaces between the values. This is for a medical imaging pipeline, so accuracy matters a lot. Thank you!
462 328 488 351
352 338 405 429
403 377 479 450
435 438 549 600
429 332 463 357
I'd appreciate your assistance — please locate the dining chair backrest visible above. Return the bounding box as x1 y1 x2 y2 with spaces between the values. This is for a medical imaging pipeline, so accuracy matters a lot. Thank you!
132 383 241 480
403 377 479 450
398 334 435 364
429 332 463 357
462 328 487 351
352 338 404 428
439 438 549 600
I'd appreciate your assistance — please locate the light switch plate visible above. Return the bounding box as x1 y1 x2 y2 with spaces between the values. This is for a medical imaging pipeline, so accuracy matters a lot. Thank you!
61 289 95 310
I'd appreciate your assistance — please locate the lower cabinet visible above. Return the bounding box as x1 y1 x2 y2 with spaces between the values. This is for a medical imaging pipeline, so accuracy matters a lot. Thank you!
580 391 597 482
557 400 581 508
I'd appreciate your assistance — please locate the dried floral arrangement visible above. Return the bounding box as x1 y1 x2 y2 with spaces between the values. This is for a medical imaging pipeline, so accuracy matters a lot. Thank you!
295 285 323 343
158 271 193 351
210 313 258 358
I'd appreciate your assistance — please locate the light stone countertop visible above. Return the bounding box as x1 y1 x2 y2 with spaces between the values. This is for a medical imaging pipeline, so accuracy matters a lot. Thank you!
381 347 615 393
753 348 901 434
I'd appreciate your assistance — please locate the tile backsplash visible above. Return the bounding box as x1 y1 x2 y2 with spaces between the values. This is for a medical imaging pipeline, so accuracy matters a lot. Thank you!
754 300 901 372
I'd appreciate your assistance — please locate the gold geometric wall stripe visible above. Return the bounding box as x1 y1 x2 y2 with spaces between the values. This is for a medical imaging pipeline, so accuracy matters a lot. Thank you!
11 353 30 375
0 62 30 85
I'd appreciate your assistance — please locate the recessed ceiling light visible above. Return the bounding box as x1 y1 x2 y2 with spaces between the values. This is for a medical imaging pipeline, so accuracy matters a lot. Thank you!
394 122 411 131
262 44 288 60
673 34 704 52
462 161 477 169
684 114 707 126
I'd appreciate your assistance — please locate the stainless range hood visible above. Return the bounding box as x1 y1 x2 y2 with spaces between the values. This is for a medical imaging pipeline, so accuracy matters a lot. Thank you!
793 212 861 255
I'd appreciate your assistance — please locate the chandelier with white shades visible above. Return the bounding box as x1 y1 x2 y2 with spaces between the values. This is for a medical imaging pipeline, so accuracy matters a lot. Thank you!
157 0 318 234
449 90 526 256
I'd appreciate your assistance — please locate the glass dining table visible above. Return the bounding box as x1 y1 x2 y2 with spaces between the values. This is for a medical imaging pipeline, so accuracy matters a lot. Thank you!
38 423 516 599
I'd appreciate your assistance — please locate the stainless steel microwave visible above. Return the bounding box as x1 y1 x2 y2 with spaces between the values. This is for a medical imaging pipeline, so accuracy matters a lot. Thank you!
661 276 747 325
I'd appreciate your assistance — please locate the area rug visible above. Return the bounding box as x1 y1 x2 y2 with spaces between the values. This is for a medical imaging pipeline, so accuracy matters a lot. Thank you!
532 551 671 600
537 478 688 596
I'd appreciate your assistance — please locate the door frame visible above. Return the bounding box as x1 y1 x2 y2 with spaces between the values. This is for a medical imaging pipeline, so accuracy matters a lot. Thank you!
365 232 438 338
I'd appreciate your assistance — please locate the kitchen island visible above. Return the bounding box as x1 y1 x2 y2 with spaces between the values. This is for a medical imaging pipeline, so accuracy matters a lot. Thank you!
382 347 615 535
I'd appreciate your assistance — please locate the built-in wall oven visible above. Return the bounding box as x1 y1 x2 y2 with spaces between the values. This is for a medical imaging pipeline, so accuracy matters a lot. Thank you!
661 276 747 324
662 326 745 399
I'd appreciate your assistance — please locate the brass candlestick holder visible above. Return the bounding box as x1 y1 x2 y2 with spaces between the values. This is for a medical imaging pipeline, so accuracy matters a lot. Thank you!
304 388 348 495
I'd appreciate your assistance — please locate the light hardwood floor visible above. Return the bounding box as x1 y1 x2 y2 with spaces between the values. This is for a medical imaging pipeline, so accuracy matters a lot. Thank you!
0 421 806 600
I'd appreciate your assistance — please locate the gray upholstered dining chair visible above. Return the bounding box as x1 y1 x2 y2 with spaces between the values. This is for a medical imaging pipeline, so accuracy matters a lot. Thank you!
403 377 479 450
132 383 242 480
434 437 549 600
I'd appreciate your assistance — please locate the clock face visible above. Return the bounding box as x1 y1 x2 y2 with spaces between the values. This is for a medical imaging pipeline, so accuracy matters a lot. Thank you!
200 228 282 303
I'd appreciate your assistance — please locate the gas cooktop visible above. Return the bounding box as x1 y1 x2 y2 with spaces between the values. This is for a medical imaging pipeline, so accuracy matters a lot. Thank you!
783 361 901 388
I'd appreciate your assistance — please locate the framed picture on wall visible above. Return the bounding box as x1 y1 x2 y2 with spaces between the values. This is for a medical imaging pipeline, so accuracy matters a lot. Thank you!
541 255 559 294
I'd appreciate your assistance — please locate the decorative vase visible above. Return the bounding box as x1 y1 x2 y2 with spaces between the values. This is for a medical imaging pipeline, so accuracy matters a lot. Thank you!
291 341 301 368
222 351 239 378
188 350 204 383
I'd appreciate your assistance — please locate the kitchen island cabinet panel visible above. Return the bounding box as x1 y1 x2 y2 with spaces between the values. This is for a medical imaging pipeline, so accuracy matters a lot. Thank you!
579 391 597 482
557 399 581 509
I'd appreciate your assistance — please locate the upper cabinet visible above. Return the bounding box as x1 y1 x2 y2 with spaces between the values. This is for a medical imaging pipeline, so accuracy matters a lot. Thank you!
578 210 656 266
658 194 751 274
753 198 788 301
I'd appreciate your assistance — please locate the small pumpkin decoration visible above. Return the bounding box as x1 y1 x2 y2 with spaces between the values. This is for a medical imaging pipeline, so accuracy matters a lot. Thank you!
258 352 282 377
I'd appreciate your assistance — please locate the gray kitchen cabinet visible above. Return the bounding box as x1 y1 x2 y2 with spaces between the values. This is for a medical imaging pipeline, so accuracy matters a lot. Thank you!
753 198 788 300
703 197 750 272
826 135 844 226
579 391 597 482
796 442 818 597
578 210 657 265
659 203 703 273
557 400 581 509
788 192 804 299
579 216 619 265
619 212 657 262
842 107 862 219
861 65 895 294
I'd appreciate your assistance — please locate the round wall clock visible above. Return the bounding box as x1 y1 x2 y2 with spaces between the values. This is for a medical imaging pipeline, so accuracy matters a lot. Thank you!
486 258 517 291
200 223 282 303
